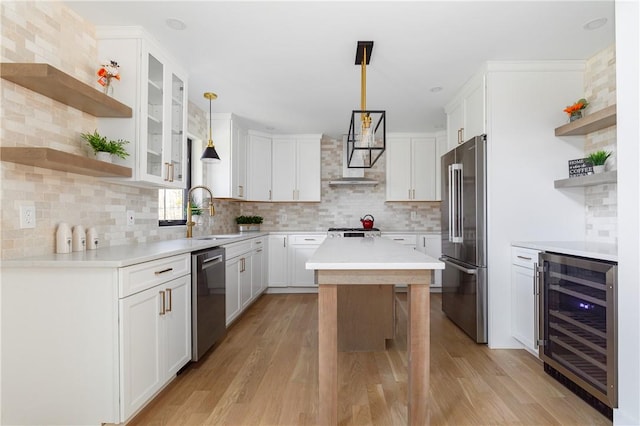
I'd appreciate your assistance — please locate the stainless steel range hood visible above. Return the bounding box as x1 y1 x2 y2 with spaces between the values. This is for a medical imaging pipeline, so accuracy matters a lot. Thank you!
329 136 379 186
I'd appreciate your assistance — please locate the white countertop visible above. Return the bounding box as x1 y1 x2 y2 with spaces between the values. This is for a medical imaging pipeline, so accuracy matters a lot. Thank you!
1 232 269 268
512 241 618 262
306 237 444 270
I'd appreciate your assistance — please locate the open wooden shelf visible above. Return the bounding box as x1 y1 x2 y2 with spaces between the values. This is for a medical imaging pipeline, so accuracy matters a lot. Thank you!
0 63 132 118
555 105 617 136
554 170 617 188
0 147 132 178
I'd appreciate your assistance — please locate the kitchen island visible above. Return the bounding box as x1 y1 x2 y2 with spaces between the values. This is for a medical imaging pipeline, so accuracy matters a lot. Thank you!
306 237 444 425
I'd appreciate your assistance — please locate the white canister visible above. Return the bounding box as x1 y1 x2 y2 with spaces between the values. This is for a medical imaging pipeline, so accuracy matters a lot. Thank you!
86 227 99 250
72 225 86 252
56 223 72 254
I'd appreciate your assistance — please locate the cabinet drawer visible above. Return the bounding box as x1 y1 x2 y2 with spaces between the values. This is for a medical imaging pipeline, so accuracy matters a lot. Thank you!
289 235 326 245
252 237 266 249
382 234 417 246
119 254 190 298
224 240 252 259
511 247 540 269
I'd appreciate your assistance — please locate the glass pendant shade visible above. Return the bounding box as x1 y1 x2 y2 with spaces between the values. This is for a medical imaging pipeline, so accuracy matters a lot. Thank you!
347 110 385 168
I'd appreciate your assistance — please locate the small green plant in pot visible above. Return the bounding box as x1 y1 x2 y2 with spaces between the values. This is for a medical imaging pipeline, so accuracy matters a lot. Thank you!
81 129 130 162
586 150 612 174
235 215 263 232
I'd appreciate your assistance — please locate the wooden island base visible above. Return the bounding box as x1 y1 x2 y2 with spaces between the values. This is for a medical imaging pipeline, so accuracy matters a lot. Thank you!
317 269 432 426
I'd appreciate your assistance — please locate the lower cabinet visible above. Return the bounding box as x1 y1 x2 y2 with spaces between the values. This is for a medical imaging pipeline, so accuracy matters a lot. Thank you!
416 233 443 289
224 236 267 326
511 246 540 356
268 234 288 287
289 234 326 287
119 274 191 420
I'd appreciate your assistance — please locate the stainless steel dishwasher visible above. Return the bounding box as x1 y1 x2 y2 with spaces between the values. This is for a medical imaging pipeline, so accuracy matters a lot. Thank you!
191 246 226 361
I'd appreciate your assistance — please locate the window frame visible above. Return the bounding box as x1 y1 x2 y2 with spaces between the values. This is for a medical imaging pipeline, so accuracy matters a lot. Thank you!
158 138 192 227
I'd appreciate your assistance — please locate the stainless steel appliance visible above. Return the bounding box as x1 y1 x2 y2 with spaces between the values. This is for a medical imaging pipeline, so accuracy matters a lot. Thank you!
191 246 226 361
538 252 617 418
440 134 488 343
327 227 381 238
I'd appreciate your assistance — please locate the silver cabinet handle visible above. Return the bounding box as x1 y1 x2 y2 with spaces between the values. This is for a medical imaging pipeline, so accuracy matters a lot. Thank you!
440 257 477 274
269 189 272 200
533 262 539 349
517 255 532 260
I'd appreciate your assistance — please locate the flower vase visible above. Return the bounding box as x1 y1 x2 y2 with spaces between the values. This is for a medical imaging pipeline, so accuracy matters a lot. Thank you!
103 80 114 97
569 111 583 122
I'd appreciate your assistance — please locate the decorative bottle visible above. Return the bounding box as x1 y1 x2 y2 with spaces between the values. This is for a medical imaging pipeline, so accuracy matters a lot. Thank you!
72 225 86 252
56 223 72 254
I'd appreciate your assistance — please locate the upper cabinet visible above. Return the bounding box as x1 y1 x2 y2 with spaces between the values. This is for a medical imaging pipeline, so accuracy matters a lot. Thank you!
271 135 321 202
247 130 273 201
445 73 486 151
386 134 439 201
96 27 188 188
207 113 248 199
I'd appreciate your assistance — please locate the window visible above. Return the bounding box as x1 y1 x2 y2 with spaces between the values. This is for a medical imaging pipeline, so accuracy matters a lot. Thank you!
159 138 192 226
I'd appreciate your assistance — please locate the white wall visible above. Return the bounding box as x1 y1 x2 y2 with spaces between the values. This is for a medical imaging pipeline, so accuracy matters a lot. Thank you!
614 1 640 424
485 62 587 348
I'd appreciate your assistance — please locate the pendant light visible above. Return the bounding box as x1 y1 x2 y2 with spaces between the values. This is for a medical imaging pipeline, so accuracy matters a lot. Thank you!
347 41 385 168
201 92 221 163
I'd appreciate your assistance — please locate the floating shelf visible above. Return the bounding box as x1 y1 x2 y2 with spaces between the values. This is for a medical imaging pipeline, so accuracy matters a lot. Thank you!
554 170 617 188
0 63 132 118
0 147 132 178
555 105 617 136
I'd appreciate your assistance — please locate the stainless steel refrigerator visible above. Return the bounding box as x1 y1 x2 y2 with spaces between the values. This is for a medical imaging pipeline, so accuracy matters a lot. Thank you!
440 134 488 343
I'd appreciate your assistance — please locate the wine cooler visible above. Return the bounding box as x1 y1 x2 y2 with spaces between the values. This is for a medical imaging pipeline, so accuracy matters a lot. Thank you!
538 252 617 418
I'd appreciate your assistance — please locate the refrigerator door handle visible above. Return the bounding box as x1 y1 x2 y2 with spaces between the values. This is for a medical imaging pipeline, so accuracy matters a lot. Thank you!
448 165 454 242
439 257 477 274
451 163 463 243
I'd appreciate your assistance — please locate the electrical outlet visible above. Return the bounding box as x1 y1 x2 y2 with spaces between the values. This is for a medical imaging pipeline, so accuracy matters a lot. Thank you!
280 213 287 223
127 210 135 226
410 211 417 220
19 204 36 229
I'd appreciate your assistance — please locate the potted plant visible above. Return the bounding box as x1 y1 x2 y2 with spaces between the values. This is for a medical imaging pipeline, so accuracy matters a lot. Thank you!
586 150 612 174
235 215 263 232
563 98 589 122
81 129 130 163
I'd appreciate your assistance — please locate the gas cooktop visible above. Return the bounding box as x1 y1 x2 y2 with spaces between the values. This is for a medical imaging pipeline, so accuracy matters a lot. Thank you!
327 227 380 232
327 227 381 237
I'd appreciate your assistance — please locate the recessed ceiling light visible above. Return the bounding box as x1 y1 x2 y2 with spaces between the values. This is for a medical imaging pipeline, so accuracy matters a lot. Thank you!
583 17 607 31
166 18 187 31
430 86 443 93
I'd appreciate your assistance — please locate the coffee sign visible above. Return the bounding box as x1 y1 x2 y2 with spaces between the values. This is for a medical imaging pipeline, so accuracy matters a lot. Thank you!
568 158 593 178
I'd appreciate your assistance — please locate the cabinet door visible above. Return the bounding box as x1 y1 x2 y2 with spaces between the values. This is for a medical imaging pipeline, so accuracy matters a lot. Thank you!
511 264 536 354
142 51 167 185
418 234 443 287
251 247 265 299
271 139 297 201
446 101 464 151
268 235 288 287
289 243 321 287
225 257 241 325
240 256 252 309
232 125 247 199
165 71 187 188
119 285 163 421
162 275 191 378
434 133 448 201
463 75 485 139
247 133 272 201
296 139 321 201
411 137 436 201
386 137 412 201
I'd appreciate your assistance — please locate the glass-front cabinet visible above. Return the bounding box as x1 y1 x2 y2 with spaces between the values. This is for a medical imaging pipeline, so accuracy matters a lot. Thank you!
97 27 187 188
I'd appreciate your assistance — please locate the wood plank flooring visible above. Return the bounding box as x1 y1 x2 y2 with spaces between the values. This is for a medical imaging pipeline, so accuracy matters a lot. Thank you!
128 293 611 425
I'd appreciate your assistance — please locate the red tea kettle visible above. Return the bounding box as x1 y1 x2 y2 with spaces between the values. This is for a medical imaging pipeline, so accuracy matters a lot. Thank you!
360 214 375 229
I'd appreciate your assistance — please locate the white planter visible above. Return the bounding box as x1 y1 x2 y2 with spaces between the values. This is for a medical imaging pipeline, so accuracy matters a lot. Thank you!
95 152 112 163
593 165 605 174
237 224 260 232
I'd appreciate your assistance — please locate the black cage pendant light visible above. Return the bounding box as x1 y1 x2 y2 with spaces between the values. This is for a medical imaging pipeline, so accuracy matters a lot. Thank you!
347 41 386 168
201 92 221 163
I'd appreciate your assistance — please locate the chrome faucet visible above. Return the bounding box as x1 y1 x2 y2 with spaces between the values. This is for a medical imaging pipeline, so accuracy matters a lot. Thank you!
186 185 215 238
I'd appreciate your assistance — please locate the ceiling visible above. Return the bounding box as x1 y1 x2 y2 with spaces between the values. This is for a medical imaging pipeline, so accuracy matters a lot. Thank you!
65 1 615 138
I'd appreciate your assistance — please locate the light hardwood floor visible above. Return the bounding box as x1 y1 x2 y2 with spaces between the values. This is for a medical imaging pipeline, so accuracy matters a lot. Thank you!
129 293 611 425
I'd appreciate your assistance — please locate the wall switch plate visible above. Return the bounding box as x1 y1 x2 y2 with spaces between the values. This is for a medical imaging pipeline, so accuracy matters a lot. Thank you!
19 204 36 229
127 210 135 226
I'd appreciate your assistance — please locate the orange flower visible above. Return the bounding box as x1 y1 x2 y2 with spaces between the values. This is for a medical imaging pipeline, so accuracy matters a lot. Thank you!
563 98 589 116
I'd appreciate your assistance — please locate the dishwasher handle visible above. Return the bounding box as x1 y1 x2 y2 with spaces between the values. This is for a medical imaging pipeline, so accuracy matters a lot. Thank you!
201 254 223 270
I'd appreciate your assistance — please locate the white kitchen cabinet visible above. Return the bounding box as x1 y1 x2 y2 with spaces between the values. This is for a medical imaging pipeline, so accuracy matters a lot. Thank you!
434 131 448 201
251 237 268 298
97 27 188 188
511 247 540 356
119 273 191 421
224 240 253 325
416 233 443 289
1 253 191 425
268 234 288 287
207 113 248 200
445 72 486 151
247 131 273 201
288 234 326 287
271 135 321 202
386 135 437 201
